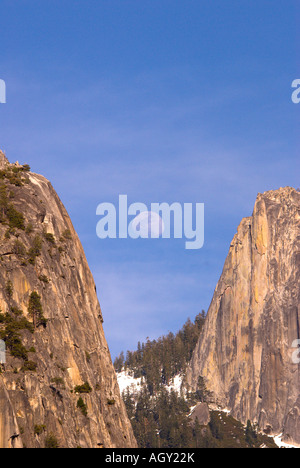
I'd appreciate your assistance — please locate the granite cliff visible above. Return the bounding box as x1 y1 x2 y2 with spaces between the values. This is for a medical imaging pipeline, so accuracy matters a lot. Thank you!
0 150 137 448
186 187 300 445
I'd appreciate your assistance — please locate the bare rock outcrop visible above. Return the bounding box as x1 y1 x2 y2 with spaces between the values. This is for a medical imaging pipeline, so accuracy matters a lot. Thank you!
189 403 210 427
0 150 9 169
186 187 300 445
0 154 137 448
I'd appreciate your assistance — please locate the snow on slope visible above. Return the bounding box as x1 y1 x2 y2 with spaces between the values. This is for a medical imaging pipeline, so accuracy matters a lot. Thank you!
117 370 183 396
273 434 300 449
117 370 142 395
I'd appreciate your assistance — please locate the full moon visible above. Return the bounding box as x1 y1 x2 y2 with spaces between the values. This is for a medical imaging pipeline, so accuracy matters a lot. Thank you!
131 211 165 238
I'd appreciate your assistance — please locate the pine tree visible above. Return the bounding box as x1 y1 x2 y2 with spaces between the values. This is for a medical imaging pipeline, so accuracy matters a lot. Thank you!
245 420 257 447
195 376 212 403
28 291 47 328
113 351 124 372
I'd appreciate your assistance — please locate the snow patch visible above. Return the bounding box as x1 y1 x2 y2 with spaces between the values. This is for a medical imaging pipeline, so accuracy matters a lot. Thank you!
273 433 300 449
209 403 231 414
117 371 183 396
165 374 183 394
117 370 142 395
188 405 197 417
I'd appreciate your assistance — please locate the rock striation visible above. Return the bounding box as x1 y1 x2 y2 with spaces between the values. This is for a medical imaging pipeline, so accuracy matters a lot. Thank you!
0 151 137 448
186 187 300 444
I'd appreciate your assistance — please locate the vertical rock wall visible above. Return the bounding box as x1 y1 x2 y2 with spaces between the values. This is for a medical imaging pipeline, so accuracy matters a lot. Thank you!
186 187 300 444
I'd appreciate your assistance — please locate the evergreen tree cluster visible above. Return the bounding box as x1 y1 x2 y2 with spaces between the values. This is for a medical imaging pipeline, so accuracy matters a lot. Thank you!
116 311 277 449
122 382 277 448
123 386 195 448
114 312 206 394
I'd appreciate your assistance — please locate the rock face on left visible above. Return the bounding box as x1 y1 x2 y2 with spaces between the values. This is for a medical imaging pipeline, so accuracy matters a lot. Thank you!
0 151 137 448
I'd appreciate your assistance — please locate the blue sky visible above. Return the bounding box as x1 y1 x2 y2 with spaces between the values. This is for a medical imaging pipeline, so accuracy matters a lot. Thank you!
0 1 299 359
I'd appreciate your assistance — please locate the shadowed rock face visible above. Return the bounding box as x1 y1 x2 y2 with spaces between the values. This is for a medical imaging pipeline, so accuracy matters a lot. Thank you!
186 187 300 445
0 154 137 448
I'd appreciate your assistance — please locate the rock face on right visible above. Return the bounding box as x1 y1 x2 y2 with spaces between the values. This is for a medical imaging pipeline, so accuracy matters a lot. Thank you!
186 187 300 444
